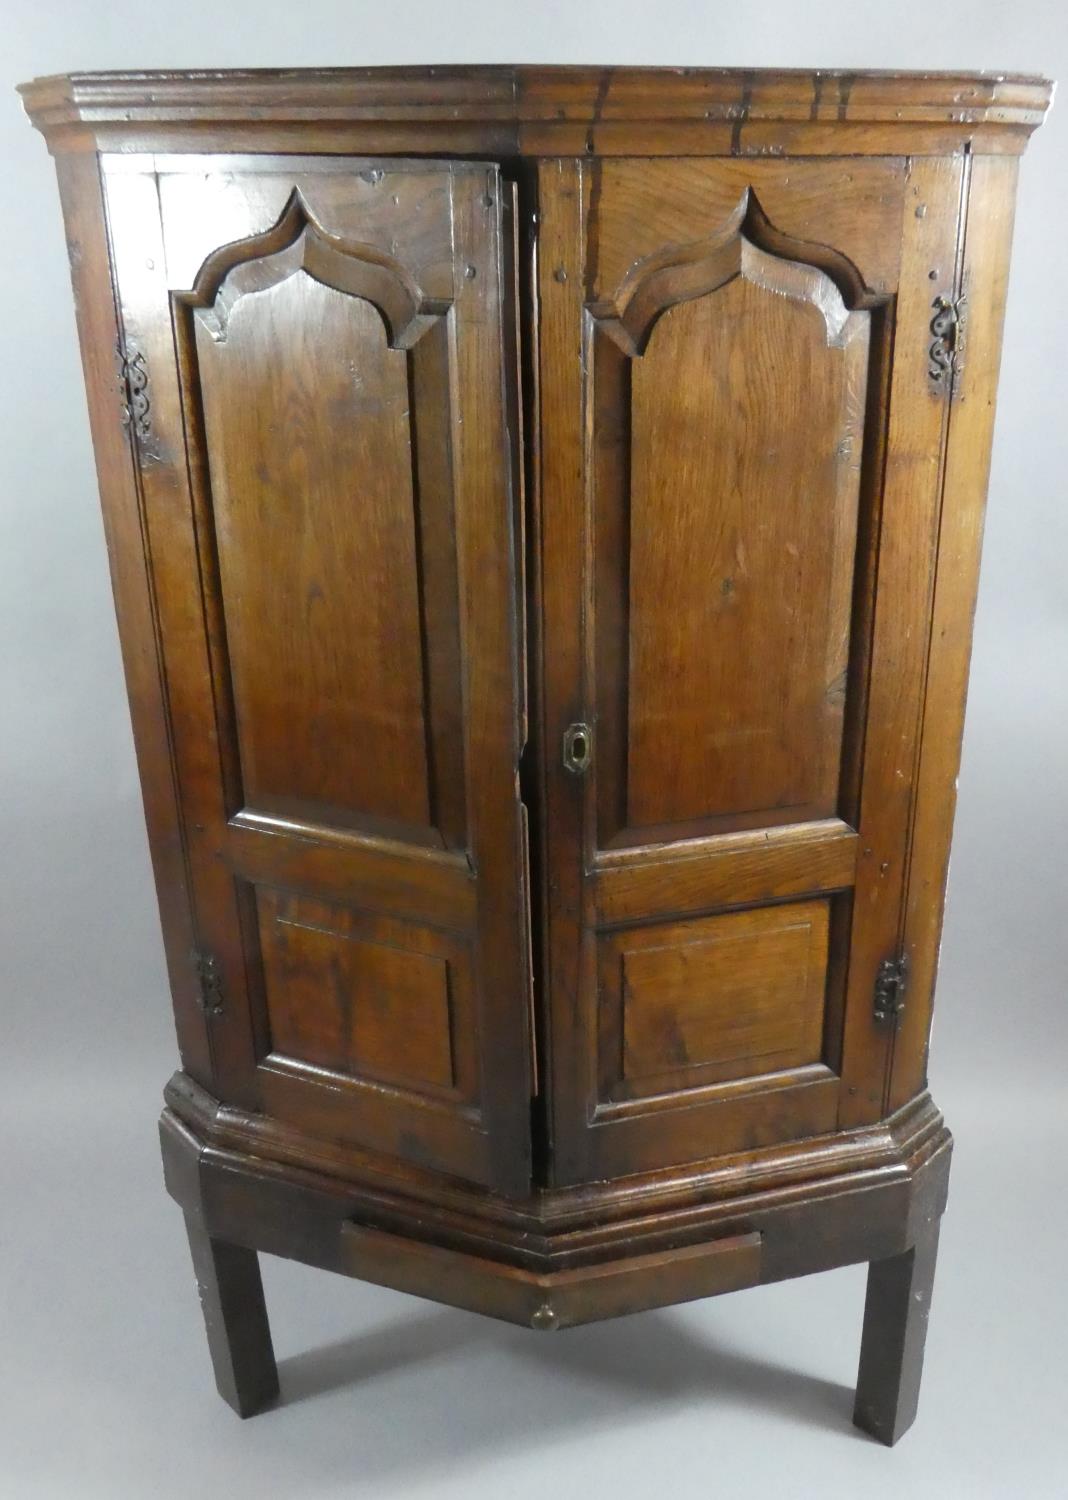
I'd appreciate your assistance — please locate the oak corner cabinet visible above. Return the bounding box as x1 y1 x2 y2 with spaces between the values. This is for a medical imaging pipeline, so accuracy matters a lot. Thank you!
21 64 1051 1443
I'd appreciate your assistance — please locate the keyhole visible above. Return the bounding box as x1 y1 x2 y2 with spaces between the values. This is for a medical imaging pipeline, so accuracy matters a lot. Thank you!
564 723 592 773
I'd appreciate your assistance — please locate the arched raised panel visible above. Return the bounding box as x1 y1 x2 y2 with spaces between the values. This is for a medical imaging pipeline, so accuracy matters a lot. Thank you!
591 199 882 845
176 194 467 849
186 191 449 348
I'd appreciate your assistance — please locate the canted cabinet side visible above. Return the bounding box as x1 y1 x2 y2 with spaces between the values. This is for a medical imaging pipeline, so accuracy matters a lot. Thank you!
53 151 212 1083
892 154 1022 1109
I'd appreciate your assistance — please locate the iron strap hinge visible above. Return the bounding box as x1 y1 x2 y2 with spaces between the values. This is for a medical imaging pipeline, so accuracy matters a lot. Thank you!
928 291 965 394
873 955 909 1026
191 949 224 1017
116 337 151 441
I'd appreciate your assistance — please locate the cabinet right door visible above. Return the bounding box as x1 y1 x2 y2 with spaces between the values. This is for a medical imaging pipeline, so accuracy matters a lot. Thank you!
535 155 967 1184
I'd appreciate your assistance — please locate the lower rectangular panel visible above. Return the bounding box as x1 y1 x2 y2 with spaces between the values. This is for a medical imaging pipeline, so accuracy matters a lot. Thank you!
339 1221 762 1329
601 899 830 1102
585 896 841 1176
257 889 476 1102
253 887 496 1185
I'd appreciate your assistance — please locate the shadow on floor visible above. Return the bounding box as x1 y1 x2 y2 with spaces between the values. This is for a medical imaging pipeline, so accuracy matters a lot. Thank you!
277 1298 858 1458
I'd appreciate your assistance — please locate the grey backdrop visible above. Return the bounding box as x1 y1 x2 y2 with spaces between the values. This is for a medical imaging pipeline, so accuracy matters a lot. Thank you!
3 4 1065 1498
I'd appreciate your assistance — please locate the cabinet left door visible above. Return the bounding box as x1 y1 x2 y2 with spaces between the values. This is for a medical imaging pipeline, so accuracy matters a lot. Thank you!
92 154 532 1193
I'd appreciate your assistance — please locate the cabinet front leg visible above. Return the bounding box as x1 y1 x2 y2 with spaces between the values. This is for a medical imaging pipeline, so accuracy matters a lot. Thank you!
853 1218 941 1445
183 1211 279 1417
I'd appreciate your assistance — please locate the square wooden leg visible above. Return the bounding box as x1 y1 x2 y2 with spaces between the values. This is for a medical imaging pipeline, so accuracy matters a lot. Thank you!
183 1211 279 1417
853 1218 941 1445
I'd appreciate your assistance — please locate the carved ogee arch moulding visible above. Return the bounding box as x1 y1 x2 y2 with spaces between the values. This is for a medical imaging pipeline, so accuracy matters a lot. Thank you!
176 188 450 348
588 189 887 356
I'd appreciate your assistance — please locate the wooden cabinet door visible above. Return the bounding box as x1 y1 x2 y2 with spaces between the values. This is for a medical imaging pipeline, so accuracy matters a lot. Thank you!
536 156 965 1184
103 155 533 1193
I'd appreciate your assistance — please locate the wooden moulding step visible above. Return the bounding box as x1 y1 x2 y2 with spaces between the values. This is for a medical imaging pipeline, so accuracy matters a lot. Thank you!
18 67 1053 157
339 1221 763 1330
164 1068 950 1242
161 1077 952 1328
18 66 1053 127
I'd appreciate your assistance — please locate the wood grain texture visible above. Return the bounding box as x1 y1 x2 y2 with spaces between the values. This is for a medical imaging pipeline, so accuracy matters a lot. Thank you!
837 156 968 1126
584 158 907 303
338 1221 763 1329
854 1217 941 1445
194 269 434 834
183 1212 278 1418
257 888 473 1099
163 1070 950 1260
534 158 591 1185
20 67 1053 158
50 153 210 1088
160 1084 951 1300
594 818 857 927
27 63 1047 1435
160 1079 950 1424
891 155 1021 1111
622 257 868 833
105 163 265 1108
100 155 533 1192
543 158 902 1185
608 899 829 1097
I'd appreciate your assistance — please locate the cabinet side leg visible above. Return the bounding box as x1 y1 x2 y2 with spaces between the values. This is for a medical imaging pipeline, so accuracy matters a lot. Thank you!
853 1219 941 1445
183 1211 279 1418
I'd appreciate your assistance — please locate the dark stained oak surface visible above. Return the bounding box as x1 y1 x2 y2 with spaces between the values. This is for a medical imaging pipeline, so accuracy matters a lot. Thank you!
195 271 434 833
606 899 830 1099
19 66 1052 144
97 155 535 1192
540 156 919 1185
21 63 1050 1443
623 253 868 833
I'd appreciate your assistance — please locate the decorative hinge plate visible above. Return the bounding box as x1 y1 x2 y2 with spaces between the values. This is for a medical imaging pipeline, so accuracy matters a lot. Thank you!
873 955 909 1026
116 337 151 441
191 949 224 1017
928 292 965 394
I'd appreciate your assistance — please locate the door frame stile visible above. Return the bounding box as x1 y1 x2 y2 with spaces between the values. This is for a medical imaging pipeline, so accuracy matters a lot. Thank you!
535 157 595 1186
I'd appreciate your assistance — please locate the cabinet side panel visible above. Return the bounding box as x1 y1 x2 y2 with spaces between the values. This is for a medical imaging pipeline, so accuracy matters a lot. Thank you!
53 151 209 1082
836 155 966 1126
105 164 265 1107
892 155 1021 1108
